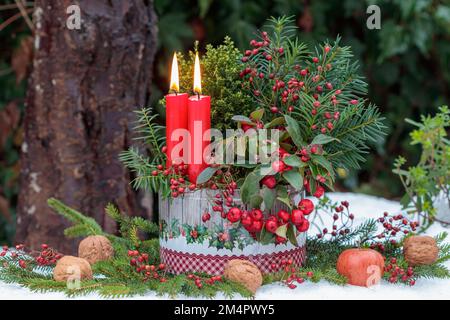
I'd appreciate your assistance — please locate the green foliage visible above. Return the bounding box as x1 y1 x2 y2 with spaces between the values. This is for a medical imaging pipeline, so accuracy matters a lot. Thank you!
47 198 104 237
119 108 171 195
233 17 386 209
177 37 254 131
151 0 450 198
393 106 450 228
105 203 159 247
39 200 253 298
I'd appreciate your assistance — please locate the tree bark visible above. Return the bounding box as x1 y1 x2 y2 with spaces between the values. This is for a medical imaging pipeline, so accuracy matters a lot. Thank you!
16 0 158 254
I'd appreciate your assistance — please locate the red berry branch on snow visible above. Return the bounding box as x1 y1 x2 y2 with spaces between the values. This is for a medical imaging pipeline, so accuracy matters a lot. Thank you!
1 243 63 269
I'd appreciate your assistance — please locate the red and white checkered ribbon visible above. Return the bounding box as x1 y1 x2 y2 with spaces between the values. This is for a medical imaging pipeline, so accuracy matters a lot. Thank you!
160 246 306 275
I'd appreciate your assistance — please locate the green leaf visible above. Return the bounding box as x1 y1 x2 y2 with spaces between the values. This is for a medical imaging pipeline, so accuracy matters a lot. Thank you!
282 170 304 191
198 0 213 18
286 224 298 246
264 117 285 129
284 115 305 147
231 115 254 125
196 166 217 184
276 185 288 198
277 197 292 209
275 224 287 238
400 193 411 208
259 226 275 244
241 171 262 204
262 187 276 211
283 155 306 168
250 108 265 121
249 195 263 209
311 155 334 177
311 134 339 145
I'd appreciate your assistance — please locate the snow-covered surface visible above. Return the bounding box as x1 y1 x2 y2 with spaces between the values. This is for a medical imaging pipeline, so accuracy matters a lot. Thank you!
1 192 449 300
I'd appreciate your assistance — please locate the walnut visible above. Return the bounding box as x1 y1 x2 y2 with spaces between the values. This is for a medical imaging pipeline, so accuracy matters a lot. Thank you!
53 256 93 282
223 259 262 294
403 235 439 266
78 235 114 265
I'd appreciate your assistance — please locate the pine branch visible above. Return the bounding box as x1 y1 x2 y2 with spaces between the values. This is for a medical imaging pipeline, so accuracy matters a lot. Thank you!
47 198 103 237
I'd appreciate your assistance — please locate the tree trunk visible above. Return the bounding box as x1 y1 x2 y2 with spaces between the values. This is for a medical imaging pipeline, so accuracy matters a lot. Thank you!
16 0 158 254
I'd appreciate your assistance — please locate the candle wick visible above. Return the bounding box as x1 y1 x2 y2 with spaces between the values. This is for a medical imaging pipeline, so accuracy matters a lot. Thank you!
197 92 200 100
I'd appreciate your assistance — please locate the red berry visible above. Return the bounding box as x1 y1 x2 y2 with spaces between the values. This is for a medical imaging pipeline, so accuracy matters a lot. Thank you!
313 185 325 198
312 57 319 63
251 220 263 232
266 55 272 61
227 207 242 223
298 199 314 215
291 209 305 225
261 175 277 189
277 210 290 223
19 260 27 269
275 235 287 244
241 214 253 228
265 219 278 233
296 219 310 232
202 212 211 223
250 209 263 221
272 160 286 173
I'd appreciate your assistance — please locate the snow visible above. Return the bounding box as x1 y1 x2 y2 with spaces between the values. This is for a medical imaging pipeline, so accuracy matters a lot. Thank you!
1 192 449 300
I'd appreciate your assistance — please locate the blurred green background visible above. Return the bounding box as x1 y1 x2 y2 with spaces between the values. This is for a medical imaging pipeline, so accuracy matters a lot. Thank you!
1 0 449 244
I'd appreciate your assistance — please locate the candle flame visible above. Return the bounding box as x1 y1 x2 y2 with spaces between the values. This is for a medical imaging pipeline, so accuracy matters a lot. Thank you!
193 52 202 95
170 53 179 92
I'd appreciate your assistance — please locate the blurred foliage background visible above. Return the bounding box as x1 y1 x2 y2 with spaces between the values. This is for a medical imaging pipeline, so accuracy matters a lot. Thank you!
1 0 449 244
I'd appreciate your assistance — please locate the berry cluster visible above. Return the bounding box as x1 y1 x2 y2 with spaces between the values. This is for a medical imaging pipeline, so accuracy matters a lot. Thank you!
151 158 193 198
35 244 63 266
269 259 314 289
240 30 347 135
128 249 167 283
0 243 63 269
369 212 419 252
186 273 223 289
385 258 416 286
209 197 314 244
313 200 354 240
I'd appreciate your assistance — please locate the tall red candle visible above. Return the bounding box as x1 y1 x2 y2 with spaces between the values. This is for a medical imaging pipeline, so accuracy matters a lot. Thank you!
188 53 211 184
166 53 188 167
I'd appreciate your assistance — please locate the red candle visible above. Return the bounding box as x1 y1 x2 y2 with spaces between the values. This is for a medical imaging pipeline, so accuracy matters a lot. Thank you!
166 53 188 167
188 53 211 184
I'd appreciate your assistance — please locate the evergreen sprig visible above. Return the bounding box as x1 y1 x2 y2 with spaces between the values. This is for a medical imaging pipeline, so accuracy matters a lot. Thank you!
47 198 104 237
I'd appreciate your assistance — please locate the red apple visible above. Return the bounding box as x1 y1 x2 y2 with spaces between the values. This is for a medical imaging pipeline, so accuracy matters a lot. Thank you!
336 248 385 287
